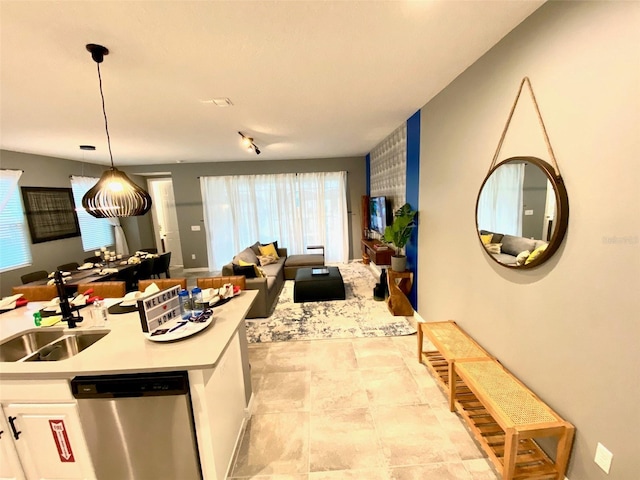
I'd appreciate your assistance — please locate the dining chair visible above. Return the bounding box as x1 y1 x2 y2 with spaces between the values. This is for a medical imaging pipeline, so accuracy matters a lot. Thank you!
141 247 158 254
137 258 154 281
138 278 187 291
84 255 102 264
12 285 58 301
116 263 140 292
196 276 246 290
151 252 171 279
20 270 49 284
77 281 126 299
57 262 80 272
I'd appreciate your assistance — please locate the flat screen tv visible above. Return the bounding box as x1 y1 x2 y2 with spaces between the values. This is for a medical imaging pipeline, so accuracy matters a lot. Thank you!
369 196 391 235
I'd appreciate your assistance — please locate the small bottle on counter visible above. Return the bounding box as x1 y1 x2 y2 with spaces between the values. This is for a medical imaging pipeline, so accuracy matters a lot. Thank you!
33 311 42 327
91 299 108 327
191 287 203 317
179 289 192 319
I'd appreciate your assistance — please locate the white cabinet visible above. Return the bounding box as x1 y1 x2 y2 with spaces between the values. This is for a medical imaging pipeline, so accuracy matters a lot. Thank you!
0 409 25 480
2 403 95 480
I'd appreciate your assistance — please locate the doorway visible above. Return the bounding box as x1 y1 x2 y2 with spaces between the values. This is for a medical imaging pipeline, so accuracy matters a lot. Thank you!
147 178 183 267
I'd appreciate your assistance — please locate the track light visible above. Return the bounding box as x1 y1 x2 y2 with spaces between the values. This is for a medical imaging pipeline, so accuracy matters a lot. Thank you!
238 131 261 155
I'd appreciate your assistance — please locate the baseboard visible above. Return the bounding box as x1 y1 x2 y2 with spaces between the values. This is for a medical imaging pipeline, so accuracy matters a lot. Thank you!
182 267 212 273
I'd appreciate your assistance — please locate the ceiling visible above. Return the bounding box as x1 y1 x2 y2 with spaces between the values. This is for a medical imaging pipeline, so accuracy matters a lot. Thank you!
0 1 544 167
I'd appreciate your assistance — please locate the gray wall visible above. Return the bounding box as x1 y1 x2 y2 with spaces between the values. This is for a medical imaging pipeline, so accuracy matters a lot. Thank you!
417 1 639 478
124 156 366 270
0 150 153 297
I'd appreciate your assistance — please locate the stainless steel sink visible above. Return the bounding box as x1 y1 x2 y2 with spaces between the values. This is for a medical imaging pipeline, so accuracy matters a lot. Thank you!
0 329 65 362
0 329 109 362
24 331 110 362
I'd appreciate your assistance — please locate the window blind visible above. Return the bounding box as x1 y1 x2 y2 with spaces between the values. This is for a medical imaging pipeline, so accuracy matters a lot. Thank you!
70 176 114 251
0 169 32 272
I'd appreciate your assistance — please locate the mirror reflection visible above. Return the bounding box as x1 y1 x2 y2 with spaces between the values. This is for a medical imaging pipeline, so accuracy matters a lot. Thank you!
476 156 568 268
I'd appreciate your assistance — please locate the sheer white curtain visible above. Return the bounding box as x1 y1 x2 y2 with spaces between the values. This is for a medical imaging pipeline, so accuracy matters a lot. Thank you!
201 171 348 271
477 163 525 235
70 176 119 252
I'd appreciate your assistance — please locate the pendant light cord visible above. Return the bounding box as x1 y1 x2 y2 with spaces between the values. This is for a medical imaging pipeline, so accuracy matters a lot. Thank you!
96 62 115 169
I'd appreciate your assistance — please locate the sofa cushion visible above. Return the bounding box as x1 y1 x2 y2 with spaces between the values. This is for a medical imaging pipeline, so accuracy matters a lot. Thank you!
500 235 537 257
233 264 258 279
480 234 493 245
258 254 278 266
259 243 279 258
249 241 262 255
485 243 502 255
260 263 283 277
516 250 531 266
526 243 548 265
233 247 259 266
261 240 279 251
239 259 265 277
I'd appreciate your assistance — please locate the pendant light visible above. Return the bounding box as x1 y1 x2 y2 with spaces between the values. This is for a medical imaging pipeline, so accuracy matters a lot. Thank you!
82 44 152 218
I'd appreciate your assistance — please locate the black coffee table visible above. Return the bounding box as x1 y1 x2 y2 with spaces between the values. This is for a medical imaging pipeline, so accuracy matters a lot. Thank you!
293 266 346 303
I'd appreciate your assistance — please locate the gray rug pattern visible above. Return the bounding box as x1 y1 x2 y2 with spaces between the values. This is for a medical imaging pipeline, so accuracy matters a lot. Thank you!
246 261 416 343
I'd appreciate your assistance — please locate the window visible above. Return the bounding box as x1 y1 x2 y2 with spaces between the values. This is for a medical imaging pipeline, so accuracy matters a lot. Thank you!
0 169 32 272
201 171 348 271
70 176 114 251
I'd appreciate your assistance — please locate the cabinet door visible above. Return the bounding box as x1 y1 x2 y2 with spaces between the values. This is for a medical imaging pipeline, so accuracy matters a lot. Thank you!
0 408 25 480
3 403 96 480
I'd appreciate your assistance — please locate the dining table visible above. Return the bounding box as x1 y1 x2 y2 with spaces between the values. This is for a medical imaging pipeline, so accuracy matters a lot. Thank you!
21 259 139 295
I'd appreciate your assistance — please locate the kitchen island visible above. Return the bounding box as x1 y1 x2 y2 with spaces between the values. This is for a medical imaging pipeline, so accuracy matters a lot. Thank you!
0 290 257 480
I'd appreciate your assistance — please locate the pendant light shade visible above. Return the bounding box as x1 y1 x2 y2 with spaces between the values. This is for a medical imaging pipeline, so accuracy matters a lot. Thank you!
82 167 152 218
81 43 152 218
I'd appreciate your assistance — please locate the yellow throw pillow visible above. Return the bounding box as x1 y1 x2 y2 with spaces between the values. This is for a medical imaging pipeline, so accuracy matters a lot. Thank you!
259 243 279 258
480 234 493 245
525 243 548 265
239 259 265 277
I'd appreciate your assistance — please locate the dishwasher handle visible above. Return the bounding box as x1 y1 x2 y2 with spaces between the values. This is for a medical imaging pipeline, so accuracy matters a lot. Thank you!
8 416 21 440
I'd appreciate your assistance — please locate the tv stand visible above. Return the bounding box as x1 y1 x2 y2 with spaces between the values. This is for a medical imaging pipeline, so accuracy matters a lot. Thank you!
361 239 393 266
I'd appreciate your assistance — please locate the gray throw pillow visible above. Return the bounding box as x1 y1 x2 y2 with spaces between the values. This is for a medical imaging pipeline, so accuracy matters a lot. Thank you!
500 235 537 257
233 247 259 266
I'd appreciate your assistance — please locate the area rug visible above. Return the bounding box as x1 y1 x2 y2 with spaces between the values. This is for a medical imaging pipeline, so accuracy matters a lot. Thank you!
246 261 416 343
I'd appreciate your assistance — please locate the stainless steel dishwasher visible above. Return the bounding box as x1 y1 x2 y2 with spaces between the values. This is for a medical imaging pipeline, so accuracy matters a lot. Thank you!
71 371 202 480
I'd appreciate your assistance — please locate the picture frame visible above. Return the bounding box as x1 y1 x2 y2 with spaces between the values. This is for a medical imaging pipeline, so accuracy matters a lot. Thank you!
21 187 81 244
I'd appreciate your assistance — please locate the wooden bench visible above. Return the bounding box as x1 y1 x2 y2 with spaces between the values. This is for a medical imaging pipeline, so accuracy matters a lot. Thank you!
419 321 575 480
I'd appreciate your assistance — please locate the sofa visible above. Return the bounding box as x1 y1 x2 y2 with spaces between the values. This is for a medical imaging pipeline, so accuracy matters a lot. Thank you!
221 241 287 318
480 230 548 266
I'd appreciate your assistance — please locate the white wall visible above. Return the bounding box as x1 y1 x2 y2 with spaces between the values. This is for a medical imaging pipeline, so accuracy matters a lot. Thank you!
418 2 639 478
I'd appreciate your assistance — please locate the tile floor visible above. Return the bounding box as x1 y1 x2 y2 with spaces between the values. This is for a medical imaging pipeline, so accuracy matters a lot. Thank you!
228 335 499 479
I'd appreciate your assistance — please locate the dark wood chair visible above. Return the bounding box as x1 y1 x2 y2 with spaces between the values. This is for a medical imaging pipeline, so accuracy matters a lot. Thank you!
141 247 158 254
151 252 171 279
57 262 80 272
12 285 58 301
20 270 49 284
139 278 187 291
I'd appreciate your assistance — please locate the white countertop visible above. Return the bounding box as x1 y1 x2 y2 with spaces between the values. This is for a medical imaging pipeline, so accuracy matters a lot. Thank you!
0 290 257 380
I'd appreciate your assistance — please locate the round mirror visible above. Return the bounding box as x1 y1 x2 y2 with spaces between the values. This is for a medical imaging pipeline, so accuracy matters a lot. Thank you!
476 156 569 268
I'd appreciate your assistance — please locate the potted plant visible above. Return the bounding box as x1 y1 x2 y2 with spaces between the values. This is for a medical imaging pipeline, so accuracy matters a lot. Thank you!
383 203 417 272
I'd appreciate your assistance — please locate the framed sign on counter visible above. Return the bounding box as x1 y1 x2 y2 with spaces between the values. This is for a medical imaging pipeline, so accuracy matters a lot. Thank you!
21 187 81 243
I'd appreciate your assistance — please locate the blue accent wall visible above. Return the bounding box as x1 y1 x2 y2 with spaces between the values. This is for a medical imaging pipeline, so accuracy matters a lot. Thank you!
405 110 420 309
365 154 371 195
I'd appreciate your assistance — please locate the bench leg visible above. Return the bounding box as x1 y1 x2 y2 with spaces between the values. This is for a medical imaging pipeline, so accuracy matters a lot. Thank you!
449 361 457 412
555 424 575 479
417 323 424 363
503 428 518 480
